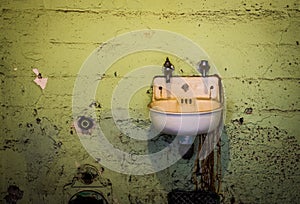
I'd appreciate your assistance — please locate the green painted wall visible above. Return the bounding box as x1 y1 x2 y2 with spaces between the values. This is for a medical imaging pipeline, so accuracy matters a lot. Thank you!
1 0 299 203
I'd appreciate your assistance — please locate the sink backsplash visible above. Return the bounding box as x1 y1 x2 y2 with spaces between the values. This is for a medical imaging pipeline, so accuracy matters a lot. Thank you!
152 76 221 101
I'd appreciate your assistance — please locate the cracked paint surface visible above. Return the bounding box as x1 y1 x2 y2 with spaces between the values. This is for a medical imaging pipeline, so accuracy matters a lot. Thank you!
1 0 299 203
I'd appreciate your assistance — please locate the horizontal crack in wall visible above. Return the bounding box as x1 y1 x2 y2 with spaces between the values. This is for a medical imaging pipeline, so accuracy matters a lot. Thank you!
260 108 300 113
223 77 300 81
1 7 298 21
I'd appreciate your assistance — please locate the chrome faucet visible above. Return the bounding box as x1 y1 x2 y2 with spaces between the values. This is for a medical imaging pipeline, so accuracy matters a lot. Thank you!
163 57 175 83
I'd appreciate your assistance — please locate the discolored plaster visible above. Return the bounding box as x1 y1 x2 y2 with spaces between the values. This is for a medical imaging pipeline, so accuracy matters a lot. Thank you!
1 0 299 203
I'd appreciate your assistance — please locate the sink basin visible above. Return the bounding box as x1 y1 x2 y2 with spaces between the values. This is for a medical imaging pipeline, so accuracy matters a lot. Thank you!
148 76 224 136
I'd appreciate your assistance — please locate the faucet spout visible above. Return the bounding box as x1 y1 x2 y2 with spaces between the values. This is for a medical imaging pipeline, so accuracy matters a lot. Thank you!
163 57 175 83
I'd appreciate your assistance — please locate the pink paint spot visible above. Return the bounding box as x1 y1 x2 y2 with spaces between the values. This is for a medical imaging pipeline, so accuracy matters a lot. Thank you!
32 69 48 89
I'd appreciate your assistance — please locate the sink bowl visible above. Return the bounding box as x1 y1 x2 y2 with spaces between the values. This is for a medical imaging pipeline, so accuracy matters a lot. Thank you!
148 76 224 136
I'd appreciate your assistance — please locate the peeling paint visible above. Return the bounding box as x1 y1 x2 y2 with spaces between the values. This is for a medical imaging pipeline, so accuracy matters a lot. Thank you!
1 0 299 203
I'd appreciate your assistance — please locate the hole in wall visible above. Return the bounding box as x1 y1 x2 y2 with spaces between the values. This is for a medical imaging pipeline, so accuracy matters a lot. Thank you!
78 116 94 130
4 185 23 204
77 164 99 185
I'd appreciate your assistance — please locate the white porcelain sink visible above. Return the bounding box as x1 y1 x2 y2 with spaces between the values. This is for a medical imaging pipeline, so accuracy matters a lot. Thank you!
148 76 224 136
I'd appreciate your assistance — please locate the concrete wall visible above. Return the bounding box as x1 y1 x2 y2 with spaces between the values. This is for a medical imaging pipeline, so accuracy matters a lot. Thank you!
1 0 299 203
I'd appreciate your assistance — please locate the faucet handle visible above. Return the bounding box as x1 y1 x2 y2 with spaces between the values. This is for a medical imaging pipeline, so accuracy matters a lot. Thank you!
163 57 175 70
198 60 210 76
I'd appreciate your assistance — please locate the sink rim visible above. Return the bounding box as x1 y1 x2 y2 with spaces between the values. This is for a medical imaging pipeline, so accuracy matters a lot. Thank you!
149 106 223 115
149 99 223 115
